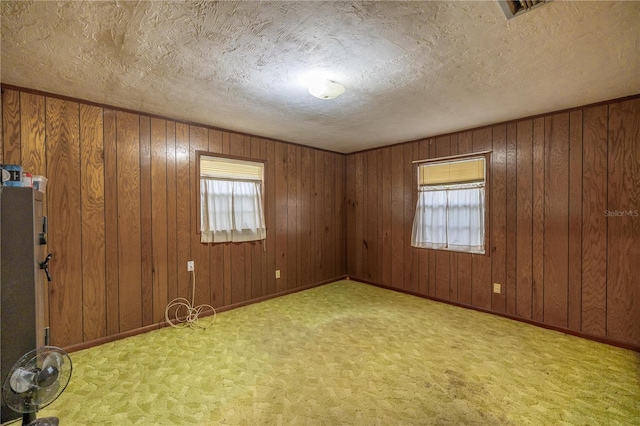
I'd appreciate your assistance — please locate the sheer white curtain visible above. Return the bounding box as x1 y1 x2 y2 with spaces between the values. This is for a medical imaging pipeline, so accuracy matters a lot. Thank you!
411 183 484 253
200 179 266 243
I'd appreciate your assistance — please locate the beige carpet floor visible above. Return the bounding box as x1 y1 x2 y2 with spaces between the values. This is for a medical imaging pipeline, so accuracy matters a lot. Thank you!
39 280 639 425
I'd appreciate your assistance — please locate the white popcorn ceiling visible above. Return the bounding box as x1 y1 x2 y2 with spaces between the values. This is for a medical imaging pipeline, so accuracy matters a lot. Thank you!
1 1 638 153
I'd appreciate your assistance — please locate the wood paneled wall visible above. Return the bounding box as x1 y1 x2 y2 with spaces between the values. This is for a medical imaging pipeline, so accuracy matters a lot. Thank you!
345 97 640 349
1 88 345 348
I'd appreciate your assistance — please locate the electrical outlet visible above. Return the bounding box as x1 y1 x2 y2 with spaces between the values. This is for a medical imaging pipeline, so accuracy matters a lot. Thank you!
275 270 281 279
187 261 194 271
493 283 501 294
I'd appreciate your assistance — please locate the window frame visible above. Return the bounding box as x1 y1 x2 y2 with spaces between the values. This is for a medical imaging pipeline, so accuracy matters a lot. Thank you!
196 150 267 241
412 150 491 256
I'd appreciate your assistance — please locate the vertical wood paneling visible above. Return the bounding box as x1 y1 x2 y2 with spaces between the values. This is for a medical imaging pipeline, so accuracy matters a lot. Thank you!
471 128 492 309
324 152 336 281
151 118 168 323
335 154 345 277
416 141 429 295
207 129 224 307
543 113 569 328
2 89 20 164
314 151 326 283
175 123 191 303
380 147 392 286
46 98 83 347
103 110 119 336
403 143 416 292
581 105 608 337
390 146 404 289
189 126 210 306
4 87 639 350
503 124 517 315
116 111 142 332
139 117 153 326
606 98 640 346
531 117 545 322
165 122 178 304
79 105 106 341
434 136 451 300
265 139 276 296
229 133 247 302
250 137 266 298
411 143 423 297
274 142 288 293
516 120 533 319
287 144 298 288
457 133 473 305
20 93 46 176
365 150 379 281
491 124 507 313
298 148 311 287
568 111 583 332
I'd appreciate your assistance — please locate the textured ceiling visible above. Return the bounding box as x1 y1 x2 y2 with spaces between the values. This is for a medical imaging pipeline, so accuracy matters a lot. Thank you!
1 1 638 153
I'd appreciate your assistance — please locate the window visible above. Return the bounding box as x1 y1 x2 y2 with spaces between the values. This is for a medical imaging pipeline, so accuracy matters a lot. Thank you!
199 153 266 243
411 155 487 254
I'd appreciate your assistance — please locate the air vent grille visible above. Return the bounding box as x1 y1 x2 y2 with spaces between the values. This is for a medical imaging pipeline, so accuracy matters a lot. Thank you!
499 0 548 19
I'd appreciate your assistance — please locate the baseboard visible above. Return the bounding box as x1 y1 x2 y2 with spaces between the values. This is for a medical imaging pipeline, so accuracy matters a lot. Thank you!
64 275 348 353
347 276 640 353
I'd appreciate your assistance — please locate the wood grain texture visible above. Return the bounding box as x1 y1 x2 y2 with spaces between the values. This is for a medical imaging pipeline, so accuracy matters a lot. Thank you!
516 120 533 319
139 117 153 326
151 118 168 323
2 89 20 164
3 87 639 350
116 111 142 332
504 123 517 315
567 111 583 332
543 113 569 328
103 110 120 336
20 93 46 176
274 142 288 293
207 129 224 307
265 139 276 296
365 150 379 281
189 126 210 306
390 146 404 290
380 147 393 287
403 143 416 292
80 105 106 341
334 154 346 277
175 123 191 303
456 132 473 305
165 122 178 304
531 117 545 322
416 141 429 295
581 105 608 337
250 137 266 299
434 136 451 300
471 128 492 310
606 98 640 346
287 144 298 289
323 152 335 282
46 98 83 347
491 124 507 313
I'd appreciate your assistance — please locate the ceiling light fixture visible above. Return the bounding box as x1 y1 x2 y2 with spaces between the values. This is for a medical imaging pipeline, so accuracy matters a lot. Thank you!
308 79 345 100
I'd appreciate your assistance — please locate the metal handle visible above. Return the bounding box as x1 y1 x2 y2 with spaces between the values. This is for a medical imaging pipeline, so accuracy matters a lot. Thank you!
40 253 53 282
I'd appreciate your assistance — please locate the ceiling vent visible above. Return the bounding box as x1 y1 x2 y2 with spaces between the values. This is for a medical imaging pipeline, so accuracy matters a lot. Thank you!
498 0 549 19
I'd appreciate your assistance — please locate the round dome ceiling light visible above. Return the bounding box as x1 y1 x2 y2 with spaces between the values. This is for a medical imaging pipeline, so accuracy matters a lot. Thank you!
308 79 345 100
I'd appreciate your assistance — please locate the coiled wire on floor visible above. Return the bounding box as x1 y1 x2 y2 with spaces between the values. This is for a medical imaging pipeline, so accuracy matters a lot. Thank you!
165 270 216 329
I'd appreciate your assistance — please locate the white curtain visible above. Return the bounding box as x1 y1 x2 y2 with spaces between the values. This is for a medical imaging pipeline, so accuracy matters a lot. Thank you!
200 179 266 243
411 184 484 253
